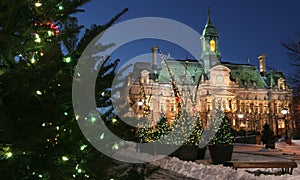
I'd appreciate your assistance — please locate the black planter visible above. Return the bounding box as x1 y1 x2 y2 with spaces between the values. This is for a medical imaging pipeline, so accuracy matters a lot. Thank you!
178 145 199 161
266 143 275 149
197 146 207 159
139 143 155 155
169 145 181 157
208 144 234 164
155 143 180 155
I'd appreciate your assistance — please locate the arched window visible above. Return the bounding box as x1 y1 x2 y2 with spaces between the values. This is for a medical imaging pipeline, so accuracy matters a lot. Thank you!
210 39 216 52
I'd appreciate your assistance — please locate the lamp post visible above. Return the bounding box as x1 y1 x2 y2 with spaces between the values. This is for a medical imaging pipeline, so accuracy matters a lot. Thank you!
274 113 279 137
281 109 291 144
137 100 143 107
137 99 143 118
238 113 244 132
238 114 244 127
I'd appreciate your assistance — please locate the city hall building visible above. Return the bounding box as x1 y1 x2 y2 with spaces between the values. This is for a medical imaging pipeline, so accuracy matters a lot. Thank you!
126 10 294 136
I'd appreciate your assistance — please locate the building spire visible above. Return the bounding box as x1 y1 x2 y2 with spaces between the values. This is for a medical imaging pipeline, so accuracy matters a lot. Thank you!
207 6 211 23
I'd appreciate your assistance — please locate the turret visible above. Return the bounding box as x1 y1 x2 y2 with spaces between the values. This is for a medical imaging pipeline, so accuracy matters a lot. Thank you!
200 7 221 75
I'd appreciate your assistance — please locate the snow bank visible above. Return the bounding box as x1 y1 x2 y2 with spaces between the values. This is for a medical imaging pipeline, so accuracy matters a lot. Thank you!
115 142 300 179
150 156 300 180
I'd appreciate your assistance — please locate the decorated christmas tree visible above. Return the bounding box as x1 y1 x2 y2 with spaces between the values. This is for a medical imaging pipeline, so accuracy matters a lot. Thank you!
0 0 91 69
0 1 146 178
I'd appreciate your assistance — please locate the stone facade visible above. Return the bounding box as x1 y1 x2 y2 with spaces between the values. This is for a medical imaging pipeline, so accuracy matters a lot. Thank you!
126 10 294 136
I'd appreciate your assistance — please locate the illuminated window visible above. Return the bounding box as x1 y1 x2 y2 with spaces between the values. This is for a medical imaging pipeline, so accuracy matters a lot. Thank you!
278 120 285 128
210 39 216 52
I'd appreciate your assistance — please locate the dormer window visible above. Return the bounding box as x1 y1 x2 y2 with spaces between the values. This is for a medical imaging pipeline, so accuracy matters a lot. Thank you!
140 70 150 84
210 39 216 52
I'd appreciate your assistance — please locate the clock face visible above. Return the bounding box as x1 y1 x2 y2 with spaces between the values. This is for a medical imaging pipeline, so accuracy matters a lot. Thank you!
217 75 224 83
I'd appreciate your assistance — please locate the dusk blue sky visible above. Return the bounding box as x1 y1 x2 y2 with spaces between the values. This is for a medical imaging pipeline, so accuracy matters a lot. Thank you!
76 0 300 78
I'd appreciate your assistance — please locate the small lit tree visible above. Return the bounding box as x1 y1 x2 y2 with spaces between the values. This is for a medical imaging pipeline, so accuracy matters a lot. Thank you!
209 103 234 145
186 116 204 145
210 115 235 145
208 107 235 164
136 116 155 143
154 114 171 141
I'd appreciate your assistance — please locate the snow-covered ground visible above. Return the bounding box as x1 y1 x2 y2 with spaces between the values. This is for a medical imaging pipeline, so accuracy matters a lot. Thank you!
150 141 300 180
151 155 300 180
114 140 300 179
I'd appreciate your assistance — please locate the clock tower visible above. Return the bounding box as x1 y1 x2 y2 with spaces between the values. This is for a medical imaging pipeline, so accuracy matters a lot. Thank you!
200 8 221 76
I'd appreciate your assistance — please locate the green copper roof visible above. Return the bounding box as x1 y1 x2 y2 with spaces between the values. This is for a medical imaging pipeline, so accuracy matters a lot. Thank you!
202 8 218 38
158 60 269 89
222 63 267 88
158 59 204 84
265 70 286 87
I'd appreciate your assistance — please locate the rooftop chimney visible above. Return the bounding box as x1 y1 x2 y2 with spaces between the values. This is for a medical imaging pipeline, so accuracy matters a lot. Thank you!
258 54 266 76
152 45 158 70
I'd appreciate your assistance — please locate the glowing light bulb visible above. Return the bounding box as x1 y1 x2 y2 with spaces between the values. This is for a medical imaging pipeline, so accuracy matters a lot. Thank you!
112 118 117 123
30 57 36 64
5 152 13 158
35 2 42 7
80 144 87 151
58 5 64 10
62 156 69 161
34 34 41 43
36 90 42 95
63 56 72 63
47 30 54 36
